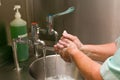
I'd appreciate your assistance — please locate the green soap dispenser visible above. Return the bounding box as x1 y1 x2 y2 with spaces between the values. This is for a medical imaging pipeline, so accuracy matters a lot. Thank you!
10 5 29 62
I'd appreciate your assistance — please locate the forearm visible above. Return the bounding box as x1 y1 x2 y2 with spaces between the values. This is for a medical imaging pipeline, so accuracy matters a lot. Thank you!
81 42 117 61
70 49 103 80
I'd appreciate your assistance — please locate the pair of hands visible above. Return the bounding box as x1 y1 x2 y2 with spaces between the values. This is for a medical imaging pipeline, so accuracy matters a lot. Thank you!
54 31 83 62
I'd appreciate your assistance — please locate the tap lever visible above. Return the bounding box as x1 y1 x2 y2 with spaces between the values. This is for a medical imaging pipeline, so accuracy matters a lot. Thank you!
31 22 40 40
46 6 75 35
52 6 75 17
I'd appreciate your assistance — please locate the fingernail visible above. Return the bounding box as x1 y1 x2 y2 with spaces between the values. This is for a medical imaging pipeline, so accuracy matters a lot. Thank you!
63 30 67 34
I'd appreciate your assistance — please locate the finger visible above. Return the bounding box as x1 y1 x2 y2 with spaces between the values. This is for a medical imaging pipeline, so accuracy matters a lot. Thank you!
58 40 68 47
61 38 73 45
54 45 61 54
54 45 59 51
54 43 64 52
56 43 64 49
62 32 76 41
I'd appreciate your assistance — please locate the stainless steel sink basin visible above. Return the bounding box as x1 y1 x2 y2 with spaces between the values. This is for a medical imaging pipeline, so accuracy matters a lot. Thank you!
29 54 84 80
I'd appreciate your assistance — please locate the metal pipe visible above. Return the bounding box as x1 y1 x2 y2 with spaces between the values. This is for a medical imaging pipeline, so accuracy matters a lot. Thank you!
12 39 21 71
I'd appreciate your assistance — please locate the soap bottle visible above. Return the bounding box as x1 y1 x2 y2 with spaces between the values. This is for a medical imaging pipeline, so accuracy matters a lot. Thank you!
10 5 29 62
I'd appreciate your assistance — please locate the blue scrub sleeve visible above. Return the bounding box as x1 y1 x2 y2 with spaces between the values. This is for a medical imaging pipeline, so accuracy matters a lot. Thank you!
100 57 119 80
100 37 120 80
115 36 120 49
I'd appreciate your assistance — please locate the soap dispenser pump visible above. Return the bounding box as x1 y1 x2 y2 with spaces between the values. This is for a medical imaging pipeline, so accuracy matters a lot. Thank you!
14 5 21 19
10 5 29 62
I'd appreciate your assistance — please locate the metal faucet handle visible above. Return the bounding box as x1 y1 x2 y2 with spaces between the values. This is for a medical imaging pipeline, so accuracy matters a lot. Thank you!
31 22 40 38
37 27 40 34
15 37 30 45
34 39 45 46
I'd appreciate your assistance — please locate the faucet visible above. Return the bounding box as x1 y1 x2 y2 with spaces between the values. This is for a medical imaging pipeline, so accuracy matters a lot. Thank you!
46 6 75 35
12 23 46 71
30 7 75 57
31 22 45 58
38 6 75 41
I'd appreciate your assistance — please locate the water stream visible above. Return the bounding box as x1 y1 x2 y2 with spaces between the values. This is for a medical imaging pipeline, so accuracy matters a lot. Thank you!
42 48 75 80
43 47 47 80
42 33 75 80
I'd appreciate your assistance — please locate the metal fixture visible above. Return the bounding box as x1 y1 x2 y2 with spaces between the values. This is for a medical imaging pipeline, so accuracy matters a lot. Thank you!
31 22 45 58
12 39 21 71
12 36 30 71
46 6 75 35
30 7 75 56
29 55 84 80
38 6 75 41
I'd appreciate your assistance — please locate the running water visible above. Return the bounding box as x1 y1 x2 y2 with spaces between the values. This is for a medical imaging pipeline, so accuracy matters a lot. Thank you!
54 53 59 79
42 47 75 80
42 31 75 80
43 47 47 80
55 31 59 77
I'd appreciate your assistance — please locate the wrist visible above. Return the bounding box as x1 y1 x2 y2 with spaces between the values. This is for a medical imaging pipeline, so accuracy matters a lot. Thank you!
80 45 91 53
67 47 81 57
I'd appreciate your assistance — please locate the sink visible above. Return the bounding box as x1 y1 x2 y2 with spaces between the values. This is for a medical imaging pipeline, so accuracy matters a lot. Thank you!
29 54 84 80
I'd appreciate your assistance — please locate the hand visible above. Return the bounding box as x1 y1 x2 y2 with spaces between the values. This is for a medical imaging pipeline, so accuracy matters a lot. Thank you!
54 40 71 62
54 33 79 62
62 31 83 50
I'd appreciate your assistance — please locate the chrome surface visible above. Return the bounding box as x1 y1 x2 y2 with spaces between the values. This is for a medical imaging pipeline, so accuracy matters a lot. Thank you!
12 39 21 71
12 37 30 71
29 55 84 80
46 6 75 35
0 50 36 80
31 23 46 58
27 0 120 44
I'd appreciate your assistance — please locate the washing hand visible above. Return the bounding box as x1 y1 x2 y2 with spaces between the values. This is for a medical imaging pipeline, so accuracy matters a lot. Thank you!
54 30 82 62
62 30 83 50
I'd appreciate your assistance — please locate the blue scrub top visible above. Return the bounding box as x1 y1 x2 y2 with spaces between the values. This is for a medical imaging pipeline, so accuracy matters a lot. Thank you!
100 37 120 80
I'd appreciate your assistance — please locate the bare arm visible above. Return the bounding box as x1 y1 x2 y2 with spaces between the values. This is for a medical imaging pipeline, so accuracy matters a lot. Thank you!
81 42 117 61
62 31 117 61
68 48 103 80
54 31 117 80
54 37 103 80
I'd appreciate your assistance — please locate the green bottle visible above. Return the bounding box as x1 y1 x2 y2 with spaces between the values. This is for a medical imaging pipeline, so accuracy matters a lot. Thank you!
10 5 29 62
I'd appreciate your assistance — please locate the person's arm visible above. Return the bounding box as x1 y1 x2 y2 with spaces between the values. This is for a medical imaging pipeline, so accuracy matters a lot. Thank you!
55 37 103 80
54 31 119 80
67 47 103 80
80 42 117 61
62 31 117 61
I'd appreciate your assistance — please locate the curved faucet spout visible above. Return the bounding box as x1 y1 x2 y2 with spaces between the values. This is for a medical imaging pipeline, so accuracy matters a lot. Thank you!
46 6 75 35
35 39 45 46
52 6 75 18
